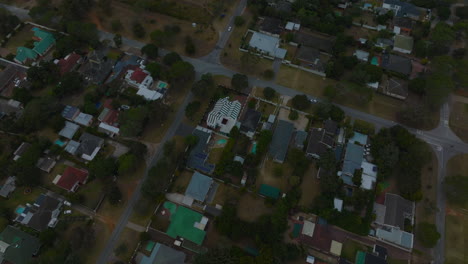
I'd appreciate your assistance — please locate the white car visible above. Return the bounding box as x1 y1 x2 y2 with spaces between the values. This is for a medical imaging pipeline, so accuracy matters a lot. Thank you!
64 210 72 215
63 201 71 206
228 26 232 32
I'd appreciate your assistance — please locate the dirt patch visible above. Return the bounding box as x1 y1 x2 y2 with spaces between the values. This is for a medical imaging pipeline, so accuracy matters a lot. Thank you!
257 158 291 191
237 192 272 222
415 149 438 224
210 183 240 206
171 170 194 193
277 108 309 130
298 166 320 208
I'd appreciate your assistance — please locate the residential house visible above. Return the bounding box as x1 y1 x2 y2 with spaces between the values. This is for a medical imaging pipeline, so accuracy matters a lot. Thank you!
240 108 261 138
296 46 326 73
125 67 154 89
260 17 283 37
15 194 63 231
56 52 82 75
262 114 276 130
355 249 388 264
373 193 415 249
79 47 115 85
135 242 186 264
293 31 335 55
0 225 40 264
354 50 369 62
306 128 334 159
61 105 81 121
183 172 214 206
76 133 104 161
14 47 38 64
53 166 89 192
13 142 31 161
392 17 413 35
382 77 408 100
349 132 368 145
36 157 57 173
361 161 378 190
382 0 428 21
285 21 301 31
0 176 16 198
269 120 295 163
339 143 364 186
64 140 80 155
97 100 120 136
248 31 287 59
324 119 338 136
293 130 308 149
14 27 55 64
106 54 140 83
187 126 215 174
207 97 242 134
375 38 394 49
73 112 93 127
275 0 292 13
334 198 343 212
381 54 412 76
393 35 413 54
0 99 23 119
59 121 80 139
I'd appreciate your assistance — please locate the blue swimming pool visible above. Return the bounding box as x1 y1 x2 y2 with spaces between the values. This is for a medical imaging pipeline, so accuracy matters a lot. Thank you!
15 206 25 214
251 142 257 154
216 139 227 145
54 139 65 147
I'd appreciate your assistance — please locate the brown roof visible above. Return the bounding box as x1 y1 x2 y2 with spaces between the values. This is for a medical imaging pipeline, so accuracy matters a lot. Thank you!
294 31 335 54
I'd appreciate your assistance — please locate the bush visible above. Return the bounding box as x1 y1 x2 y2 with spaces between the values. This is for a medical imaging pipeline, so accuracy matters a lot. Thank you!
417 222 440 248
185 101 201 120
288 110 299 120
141 44 158 59
263 87 276 100
291 94 310 110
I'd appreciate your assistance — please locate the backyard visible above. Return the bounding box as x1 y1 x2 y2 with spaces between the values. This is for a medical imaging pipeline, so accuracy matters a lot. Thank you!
4 24 34 54
236 192 273 222
415 150 438 224
257 158 292 192
298 166 320 208
340 239 371 262
445 154 468 264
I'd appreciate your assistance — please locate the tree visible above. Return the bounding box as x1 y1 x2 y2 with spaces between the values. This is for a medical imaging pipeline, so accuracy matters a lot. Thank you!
11 143 42 186
185 101 201 120
185 36 196 55
65 21 100 48
445 175 468 206
119 106 148 137
108 184 122 205
145 62 162 79
15 96 61 133
140 232 151 242
0 8 20 36
291 94 310 110
113 34 122 48
12 88 33 104
408 77 426 95
163 52 182 66
169 61 195 83
97 0 113 16
417 222 440 248
150 30 167 46
234 16 245 27
111 19 122 31
141 44 158 59
118 153 137 175
89 157 117 180
456 6 468 19
263 87 276 100
132 21 145 38
288 110 299 120
53 72 84 98
27 61 60 89
352 169 362 186
60 0 93 21
184 135 198 148
430 23 455 55
192 73 215 98
231 74 248 91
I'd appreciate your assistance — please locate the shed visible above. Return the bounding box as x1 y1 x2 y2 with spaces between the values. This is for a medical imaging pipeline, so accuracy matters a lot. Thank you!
259 184 280 199
301 220 315 237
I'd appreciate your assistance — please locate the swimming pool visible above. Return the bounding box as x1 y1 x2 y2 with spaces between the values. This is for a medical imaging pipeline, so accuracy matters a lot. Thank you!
157 81 168 89
15 206 25 215
216 139 227 145
54 139 65 147
251 142 257 154
371 56 379 66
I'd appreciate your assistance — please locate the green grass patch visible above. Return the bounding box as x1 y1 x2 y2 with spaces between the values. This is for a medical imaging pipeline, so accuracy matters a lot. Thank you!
341 240 371 262
353 119 375 135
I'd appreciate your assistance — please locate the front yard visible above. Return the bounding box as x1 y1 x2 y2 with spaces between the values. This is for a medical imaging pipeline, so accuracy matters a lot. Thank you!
449 101 468 143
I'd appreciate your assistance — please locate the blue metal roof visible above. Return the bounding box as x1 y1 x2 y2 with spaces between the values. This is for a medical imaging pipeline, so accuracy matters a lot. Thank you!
185 172 213 202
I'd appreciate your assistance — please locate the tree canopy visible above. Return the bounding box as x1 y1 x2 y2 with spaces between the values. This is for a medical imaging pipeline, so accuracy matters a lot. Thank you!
231 74 248 91
291 94 310 110
141 44 158 59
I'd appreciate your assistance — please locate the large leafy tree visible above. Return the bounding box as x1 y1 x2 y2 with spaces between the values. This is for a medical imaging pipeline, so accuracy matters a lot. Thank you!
231 74 248 91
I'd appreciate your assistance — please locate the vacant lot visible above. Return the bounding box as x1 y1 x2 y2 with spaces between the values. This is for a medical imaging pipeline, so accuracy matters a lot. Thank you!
113 227 141 262
298 166 320 208
4 24 34 54
237 192 272 222
257 158 291 191
445 154 468 264
449 101 468 143
277 65 335 97
341 239 371 262
210 183 240 205
415 150 438 224
277 108 308 130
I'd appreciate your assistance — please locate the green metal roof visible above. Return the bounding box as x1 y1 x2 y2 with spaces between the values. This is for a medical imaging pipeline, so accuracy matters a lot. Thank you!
15 47 38 63
32 27 55 55
259 184 280 199
165 203 206 245
394 35 414 52
0 226 40 264
355 250 366 264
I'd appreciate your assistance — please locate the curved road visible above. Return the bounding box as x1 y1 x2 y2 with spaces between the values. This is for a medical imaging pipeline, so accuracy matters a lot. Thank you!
2 3 467 263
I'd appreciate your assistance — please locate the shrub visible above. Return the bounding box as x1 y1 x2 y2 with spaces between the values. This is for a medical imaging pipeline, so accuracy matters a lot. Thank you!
263 87 276 100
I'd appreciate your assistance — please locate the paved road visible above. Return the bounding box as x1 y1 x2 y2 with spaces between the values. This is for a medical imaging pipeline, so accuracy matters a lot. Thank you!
3 3 468 263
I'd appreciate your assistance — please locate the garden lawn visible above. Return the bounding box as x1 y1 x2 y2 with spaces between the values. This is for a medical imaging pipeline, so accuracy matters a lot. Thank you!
449 102 468 143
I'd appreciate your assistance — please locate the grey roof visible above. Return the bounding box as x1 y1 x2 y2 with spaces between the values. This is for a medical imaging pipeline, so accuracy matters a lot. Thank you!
376 38 394 47
306 128 333 158
138 243 185 264
260 17 283 35
185 172 213 202
384 193 415 230
294 31 335 54
293 130 308 149
381 54 412 75
385 78 408 98
64 140 80 155
249 31 287 59
0 64 28 92
393 17 413 29
276 0 292 12
79 47 115 85
0 225 40 264
13 142 31 157
16 194 62 231
61 105 80 120
342 143 364 176
77 133 104 156
374 244 388 259
240 109 261 133
297 46 325 71
269 120 294 162
0 99 22 119
187 128 215 174
0 176 16 198
365 253 387 264
59 121 79 139
324 120 338 135
384 0 426 18
354 50 369 61
36 157 56 173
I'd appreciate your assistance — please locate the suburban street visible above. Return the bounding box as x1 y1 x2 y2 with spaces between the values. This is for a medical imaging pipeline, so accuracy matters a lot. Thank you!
2 2 467 263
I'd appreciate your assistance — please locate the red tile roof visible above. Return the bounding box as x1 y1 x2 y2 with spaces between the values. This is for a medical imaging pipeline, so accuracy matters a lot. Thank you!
56 166 89 192
130 69 148 84
57 53 81 75
102 109 119 126
103 98 113 109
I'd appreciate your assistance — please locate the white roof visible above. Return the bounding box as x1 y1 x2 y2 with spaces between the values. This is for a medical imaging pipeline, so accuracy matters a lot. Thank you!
334 198 343 212
98 122 120 134
362 161 378 178
64 140 80 155
136 88 162 101
285 22 300 31
306 256 315 264
207 97 242 133
268 114 276 123
302 220 315 237
59 121 80 139
330 240 343 256
249 31 287 59
74 113 93 126
367 81 379 89
361 174 377 190
354 50 369 61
